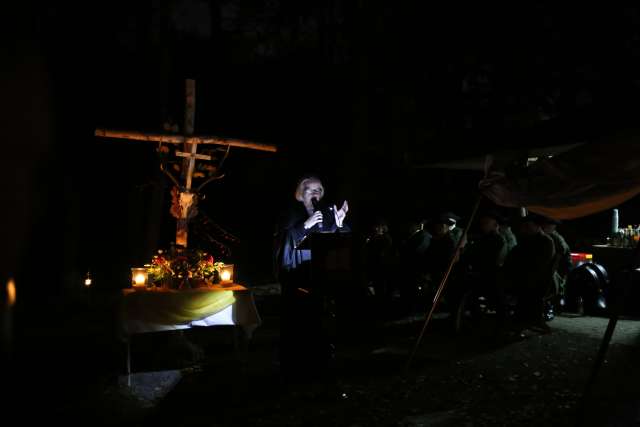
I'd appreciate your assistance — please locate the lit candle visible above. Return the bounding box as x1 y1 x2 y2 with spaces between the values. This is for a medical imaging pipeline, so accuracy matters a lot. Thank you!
131 268 148 288
220 264 234 284
7 279 16 307
84 271 93 306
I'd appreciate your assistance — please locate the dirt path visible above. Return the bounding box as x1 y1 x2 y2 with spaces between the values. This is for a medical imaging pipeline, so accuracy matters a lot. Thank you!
14 298 640 426
125 314 640 426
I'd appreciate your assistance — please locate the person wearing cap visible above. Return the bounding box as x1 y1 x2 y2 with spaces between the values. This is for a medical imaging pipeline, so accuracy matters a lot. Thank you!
425 211 465 292
438 211 464 247
402 217 432 259
498 217 518 255
363 217 398 315
450 210 508 323
427 211 462 238
540 216 572 302
499 214 556 333
398 216 432 313
462 210 508 281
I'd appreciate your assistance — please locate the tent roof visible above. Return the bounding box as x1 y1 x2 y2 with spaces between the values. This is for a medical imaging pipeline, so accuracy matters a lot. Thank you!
479 135 640 219
416 143 584 171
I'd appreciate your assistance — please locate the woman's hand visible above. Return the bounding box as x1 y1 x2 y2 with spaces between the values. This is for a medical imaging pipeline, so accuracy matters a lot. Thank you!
304 210 323 230
333 200 349 228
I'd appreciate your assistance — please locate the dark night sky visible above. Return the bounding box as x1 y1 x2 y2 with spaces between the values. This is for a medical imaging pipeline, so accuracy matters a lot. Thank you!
5 2 640 299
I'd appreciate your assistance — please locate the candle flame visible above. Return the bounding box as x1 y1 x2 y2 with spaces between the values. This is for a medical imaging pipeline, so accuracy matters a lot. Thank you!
221 271 231 282
7 279 16 307
134 273 146 285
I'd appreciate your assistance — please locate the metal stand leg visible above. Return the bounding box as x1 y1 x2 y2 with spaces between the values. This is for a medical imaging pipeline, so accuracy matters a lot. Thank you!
575 268 630 426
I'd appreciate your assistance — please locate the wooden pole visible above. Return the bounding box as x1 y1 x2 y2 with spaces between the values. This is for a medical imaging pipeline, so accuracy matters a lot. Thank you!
405 195 483 372
183 78 196 189
574 313 618 426
574 261 634 426
175 79 197 247
184 79 196 136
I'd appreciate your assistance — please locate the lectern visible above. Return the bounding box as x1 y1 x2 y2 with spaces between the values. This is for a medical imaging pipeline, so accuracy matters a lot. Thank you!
278 229 355 377
297 230 353 294
297 230 354 344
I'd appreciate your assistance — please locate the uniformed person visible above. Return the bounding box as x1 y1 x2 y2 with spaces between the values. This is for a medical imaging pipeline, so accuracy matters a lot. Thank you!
364 217 397 313
454 211 506 315
425 212 461 281
540 216 572 300
463 210 507 279
445 211 464 247
399 216 432 312
498 220 518 255
500 214 556 333
423 211 467 308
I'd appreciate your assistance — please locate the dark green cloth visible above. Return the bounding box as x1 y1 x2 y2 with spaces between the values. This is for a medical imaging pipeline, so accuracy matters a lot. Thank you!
400 230 431 276
425 233 457 281
501 231 556 325
499 226 518 254
464 231 507 275
547 229 571 294
502 231 555 293
450 227 464 247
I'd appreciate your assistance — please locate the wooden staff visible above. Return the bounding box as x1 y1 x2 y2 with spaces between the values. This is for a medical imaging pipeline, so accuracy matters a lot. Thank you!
405 196 483 372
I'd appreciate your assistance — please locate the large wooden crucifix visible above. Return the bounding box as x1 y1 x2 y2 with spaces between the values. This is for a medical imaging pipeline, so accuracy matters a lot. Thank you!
95 79 277 248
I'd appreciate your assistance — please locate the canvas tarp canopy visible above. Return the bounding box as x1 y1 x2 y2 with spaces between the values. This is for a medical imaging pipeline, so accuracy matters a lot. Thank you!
417 143 583 172
477 133 640 219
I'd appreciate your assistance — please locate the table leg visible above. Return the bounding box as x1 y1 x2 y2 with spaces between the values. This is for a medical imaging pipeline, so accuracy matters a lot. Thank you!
126 339 131 387
234 326 249 373
233 326 239 354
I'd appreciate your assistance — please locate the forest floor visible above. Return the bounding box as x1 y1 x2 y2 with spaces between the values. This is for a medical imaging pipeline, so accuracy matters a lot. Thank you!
7 287 640 427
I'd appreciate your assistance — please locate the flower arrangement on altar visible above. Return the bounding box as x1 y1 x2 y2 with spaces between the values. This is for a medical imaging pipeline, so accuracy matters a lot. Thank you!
145 247 226 289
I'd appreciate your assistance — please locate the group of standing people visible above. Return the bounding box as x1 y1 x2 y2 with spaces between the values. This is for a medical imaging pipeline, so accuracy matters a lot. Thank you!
363 207 572 334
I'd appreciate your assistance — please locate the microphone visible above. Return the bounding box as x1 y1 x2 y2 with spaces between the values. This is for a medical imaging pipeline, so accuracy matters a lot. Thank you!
311 197 323 229
311 197 320 211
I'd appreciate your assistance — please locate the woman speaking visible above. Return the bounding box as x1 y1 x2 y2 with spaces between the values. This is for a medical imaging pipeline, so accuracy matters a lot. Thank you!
273 175 349 381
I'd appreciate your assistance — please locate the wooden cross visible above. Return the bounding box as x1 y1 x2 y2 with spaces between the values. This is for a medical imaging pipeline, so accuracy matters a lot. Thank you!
175 141 212 190
95 79 277 248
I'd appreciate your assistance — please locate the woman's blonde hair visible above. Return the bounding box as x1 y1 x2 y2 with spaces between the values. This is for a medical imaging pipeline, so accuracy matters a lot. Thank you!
294 176 324 202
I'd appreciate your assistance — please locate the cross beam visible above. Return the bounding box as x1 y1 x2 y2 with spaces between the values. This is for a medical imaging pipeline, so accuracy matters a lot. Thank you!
93 129 278 152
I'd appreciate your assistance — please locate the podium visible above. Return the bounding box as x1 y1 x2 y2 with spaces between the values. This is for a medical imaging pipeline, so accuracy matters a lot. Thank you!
297 230 356 341
280 230 355 377
297 230 353 293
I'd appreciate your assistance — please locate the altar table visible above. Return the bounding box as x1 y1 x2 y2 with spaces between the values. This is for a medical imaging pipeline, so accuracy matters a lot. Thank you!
119 285 261 385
